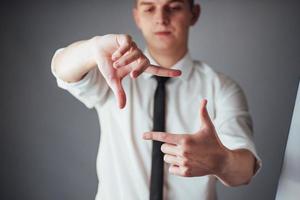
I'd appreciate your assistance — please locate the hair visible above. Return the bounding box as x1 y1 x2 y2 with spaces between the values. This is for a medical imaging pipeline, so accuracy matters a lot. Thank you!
188 0 195 9
134 0 195 10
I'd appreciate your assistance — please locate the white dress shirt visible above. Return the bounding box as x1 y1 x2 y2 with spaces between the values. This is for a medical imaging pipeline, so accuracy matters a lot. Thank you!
52 49 261 200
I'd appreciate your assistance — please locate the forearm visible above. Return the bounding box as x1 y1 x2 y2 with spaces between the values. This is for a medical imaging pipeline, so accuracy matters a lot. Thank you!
216 148 256 187
51 37 97 83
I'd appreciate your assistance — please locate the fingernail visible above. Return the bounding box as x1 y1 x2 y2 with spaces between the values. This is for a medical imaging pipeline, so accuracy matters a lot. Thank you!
112 52 120 61
132 71 139 78
130 72 136 79
114 62 119 68
176 70 182 76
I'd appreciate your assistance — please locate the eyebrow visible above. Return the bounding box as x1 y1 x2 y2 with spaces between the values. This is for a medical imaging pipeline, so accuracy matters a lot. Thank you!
139 0 185 6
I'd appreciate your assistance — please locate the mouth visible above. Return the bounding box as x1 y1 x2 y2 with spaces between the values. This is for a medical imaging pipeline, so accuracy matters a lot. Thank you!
154 31 172 36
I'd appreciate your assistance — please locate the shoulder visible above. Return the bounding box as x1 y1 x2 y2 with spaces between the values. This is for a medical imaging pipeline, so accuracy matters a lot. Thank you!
192 59 240 90
192 59 249 110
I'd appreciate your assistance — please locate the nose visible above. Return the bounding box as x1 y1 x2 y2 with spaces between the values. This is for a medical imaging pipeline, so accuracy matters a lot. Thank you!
155 8 170 26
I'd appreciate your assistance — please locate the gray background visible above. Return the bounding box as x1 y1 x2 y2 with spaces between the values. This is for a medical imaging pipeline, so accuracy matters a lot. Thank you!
1 0 300 199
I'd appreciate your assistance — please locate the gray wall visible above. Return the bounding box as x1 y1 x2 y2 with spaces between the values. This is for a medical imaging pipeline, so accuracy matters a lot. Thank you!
1 0 299 199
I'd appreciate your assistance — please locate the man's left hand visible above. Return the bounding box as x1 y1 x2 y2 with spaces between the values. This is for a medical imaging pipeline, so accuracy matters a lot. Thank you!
143 99 229 177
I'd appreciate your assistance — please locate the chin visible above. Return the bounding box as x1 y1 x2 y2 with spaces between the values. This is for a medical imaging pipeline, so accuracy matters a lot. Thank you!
151 40 178 51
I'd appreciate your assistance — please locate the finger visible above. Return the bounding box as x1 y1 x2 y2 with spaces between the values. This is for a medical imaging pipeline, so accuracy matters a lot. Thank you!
109 77 126 109
129 56 149 79
145 65 182 77
113 50 145 78
199 99 213 128
94 57 127 109
169 165 192 177
164 154 182 166
116 64 133 79
143 132 182 145
168 165 181 176
161 143 181 156
111 35 132 61
113 48 141 69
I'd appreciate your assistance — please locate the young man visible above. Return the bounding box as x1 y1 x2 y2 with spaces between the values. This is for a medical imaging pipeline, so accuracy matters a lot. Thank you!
51 0 261 199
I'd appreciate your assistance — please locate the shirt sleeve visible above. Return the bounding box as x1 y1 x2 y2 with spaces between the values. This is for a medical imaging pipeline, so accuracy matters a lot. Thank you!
51 48 110 109
214 73 262 176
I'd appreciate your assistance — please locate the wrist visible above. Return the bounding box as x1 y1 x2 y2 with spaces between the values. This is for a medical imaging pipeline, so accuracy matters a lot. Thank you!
215 148 254 187
88 36 102 70
213 147 236 186
216 147 233 178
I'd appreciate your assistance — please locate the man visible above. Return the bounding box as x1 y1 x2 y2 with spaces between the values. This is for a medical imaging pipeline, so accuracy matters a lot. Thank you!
51 0 261 199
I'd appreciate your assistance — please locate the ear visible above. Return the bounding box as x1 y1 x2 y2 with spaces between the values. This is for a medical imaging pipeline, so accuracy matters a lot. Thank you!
190 4 201 26
132 8 142 30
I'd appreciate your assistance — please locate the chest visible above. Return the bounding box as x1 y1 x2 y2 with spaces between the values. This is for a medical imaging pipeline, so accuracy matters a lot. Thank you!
100 77 216 134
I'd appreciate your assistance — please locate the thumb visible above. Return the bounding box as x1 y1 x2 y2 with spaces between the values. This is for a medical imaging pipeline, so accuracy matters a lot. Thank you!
109 77 126 109
95 57 127 109
199 99 213 128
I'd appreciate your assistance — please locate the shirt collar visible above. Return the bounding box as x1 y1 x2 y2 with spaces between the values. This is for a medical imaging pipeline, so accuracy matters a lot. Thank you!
142 49 194 81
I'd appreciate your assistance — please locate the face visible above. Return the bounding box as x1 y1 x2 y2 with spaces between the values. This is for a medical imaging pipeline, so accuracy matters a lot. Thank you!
133 0 200 53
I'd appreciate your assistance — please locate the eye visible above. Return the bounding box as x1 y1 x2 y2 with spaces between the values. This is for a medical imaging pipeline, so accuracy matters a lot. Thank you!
169 3 183 11
170 5 182 11
144 6 155 13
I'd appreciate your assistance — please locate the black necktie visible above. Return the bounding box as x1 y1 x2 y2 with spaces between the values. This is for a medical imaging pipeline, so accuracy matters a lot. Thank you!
150 76 169 200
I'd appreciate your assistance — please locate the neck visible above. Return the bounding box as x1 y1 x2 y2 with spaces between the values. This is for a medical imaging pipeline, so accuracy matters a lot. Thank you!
147 46 188 68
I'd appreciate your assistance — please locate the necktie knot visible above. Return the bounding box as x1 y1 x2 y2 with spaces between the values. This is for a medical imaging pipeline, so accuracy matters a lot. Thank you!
154 76 170 85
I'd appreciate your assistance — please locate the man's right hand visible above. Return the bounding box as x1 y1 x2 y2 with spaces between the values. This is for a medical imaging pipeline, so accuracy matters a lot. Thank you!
90 34 181 109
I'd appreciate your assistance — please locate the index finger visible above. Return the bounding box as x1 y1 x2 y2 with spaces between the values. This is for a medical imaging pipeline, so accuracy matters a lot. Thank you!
143 132 182 145
145 65 182 77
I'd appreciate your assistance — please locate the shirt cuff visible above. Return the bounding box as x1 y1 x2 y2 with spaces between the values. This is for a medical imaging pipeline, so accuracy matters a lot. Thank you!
218 134 262 177
51 48 95 91
51 48 103 109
